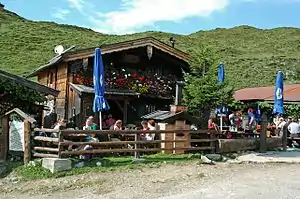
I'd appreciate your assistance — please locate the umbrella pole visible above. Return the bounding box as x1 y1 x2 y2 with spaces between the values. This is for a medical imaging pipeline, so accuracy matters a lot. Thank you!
99 111 102 130
220 116 223 131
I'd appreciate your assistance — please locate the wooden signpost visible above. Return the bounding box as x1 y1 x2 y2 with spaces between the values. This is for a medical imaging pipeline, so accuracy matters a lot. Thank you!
260 114 267 153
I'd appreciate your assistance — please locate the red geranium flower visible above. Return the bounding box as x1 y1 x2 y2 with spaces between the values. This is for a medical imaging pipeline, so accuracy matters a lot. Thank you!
138 76 144 81
132 73 137 78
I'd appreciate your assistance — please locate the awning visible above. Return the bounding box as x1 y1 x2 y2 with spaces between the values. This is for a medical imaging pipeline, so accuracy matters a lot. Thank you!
141 110 200 125
69 83 140 96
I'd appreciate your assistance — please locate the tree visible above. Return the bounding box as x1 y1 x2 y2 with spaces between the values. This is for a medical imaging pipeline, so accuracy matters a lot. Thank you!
183 46 234 115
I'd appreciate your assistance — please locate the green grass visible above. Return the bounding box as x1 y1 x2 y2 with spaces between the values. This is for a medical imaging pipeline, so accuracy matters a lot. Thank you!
11 153 201 180
1 10 300 89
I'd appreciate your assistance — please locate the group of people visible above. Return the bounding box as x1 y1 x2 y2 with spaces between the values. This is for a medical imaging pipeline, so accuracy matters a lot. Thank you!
44 115 159 159
208 108 261 131
50 114 158 142
275 117 300 138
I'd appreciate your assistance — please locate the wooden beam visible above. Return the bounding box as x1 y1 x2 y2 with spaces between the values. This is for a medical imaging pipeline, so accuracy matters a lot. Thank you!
24 120 31 164
112 99 124 113
33 146 59 152
123 99 128 124
33 153 59 158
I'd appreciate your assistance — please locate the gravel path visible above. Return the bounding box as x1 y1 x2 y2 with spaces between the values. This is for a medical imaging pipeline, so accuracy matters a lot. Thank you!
0 163 299 199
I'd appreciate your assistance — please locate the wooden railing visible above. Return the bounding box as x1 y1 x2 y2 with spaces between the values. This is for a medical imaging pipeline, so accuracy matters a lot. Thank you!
31 129 218 159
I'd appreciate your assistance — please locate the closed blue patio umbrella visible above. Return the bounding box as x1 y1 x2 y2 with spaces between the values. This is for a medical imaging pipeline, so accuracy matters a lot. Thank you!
216 63 227 130
273 71 284 115
93 48 110 129
256 103 261 123
218 63 225 84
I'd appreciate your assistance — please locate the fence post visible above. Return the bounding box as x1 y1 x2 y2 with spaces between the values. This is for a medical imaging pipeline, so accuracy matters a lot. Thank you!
24 119 31 164
58 131 63 158
259 114 267 153
134 133 140 159
210 131 216 153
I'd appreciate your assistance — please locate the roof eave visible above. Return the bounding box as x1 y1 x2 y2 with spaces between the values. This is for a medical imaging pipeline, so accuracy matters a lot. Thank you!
26 46 75 78
0 70 60 97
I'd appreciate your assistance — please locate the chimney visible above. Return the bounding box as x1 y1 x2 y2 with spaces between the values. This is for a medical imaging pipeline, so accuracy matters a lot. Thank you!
170 81 187 113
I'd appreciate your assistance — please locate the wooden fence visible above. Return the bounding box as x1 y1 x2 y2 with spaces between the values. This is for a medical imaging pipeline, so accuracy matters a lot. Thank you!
30 128 218 159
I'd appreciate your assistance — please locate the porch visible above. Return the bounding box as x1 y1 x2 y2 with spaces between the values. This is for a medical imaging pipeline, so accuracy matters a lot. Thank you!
68 83 172 128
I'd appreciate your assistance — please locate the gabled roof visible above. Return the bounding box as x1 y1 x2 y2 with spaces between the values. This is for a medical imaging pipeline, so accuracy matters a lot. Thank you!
234 84 300 102
26 46 75 78
0 69 59 97
27 37 190 77
5 108 36 124
141 110 200 125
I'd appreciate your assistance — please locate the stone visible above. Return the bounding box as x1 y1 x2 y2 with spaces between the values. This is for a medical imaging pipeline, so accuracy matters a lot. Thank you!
205 154 222 161
42 158 72 173
74 161 85 168
132 158 146 164
199 155 215 165
28 161 36 166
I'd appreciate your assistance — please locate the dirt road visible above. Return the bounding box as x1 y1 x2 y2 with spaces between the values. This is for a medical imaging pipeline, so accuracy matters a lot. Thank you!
0 163 299 199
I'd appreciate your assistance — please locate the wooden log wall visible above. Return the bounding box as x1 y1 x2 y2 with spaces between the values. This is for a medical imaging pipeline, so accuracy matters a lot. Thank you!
36 64 68 121
56 63 68 119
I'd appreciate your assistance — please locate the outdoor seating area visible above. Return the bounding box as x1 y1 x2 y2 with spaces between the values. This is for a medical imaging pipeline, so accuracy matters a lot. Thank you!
0 37 296 165
31 128 217 160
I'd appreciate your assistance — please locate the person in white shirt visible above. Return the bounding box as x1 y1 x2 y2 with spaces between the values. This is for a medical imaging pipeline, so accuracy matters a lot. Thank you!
276 117 286 129
52 119 67 137
276 117 286 137
288 119 300 138
145 120 156 141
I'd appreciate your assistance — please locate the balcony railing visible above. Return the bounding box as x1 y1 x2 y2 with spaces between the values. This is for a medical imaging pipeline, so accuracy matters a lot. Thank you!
73 68 177 98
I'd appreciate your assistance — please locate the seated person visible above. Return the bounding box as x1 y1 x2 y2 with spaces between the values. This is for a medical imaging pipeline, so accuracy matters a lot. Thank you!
140 120 149 140
288 118 300 138
208 117 215 129
51 119 67 137
105 114 116 129
144 120 156 141
83 116 98 142
83 116 98 130
229 112 235 126
109 120 123 141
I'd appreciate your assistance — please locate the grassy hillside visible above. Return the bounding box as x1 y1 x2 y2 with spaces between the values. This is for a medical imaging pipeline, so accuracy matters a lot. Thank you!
1 9 300 89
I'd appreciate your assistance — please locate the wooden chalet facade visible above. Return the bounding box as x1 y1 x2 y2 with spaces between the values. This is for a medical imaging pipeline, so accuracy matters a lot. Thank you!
27 37 190 126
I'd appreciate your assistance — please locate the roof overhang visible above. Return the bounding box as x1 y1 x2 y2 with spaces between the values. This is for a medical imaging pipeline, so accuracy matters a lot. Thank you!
5 108 36 124
64 37 190 62
69 83 140 96
141 110 200 125
27 37 190 77
0 70 59 97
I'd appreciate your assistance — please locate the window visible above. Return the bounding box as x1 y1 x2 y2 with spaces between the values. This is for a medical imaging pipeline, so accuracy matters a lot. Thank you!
49 72 54 84
145 104 156 113
48 72 54 87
